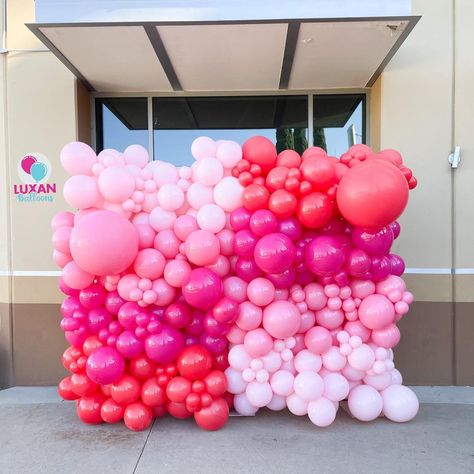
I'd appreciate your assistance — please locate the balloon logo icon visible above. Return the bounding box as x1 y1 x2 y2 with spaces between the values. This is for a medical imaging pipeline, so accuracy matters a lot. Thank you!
21 155 37 174
30 162 48 182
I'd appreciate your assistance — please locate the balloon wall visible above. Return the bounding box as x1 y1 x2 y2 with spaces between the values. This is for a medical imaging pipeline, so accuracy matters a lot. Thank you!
53 137 419 431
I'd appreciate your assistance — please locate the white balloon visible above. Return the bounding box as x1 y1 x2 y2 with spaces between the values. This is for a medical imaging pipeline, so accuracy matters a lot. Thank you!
286 393 308 416
348 385 383 421
267 394 287 411
308 397 337 427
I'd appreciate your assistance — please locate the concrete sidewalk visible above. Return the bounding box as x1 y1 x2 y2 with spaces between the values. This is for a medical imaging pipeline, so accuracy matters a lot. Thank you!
0 387 473 474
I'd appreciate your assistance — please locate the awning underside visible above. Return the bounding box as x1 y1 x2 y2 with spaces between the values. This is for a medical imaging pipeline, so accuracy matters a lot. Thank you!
28 17 419 93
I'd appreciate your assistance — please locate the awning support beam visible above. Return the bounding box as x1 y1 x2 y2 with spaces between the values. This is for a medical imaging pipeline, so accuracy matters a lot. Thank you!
279 20 300 90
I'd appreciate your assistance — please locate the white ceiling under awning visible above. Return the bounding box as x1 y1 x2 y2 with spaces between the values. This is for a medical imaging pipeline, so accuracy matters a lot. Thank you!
27 17 419 93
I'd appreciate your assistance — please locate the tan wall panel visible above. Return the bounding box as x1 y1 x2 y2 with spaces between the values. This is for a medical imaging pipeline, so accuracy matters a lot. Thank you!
12 276 62 304
380 0 453 269
7 52 75 271
403 273 452 302
0 303 13 387
6 0 42 50
75 80 91 145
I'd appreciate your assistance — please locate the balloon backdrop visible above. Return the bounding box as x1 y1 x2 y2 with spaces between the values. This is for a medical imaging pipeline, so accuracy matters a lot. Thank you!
54 138 418 431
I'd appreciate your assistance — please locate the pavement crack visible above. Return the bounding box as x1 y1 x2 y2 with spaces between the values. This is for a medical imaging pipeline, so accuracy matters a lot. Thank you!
132 419 156 474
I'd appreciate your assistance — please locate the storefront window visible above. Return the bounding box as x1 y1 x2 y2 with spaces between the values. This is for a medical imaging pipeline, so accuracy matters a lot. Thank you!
153 96 308 166
313 94 365 157
95 97 148 152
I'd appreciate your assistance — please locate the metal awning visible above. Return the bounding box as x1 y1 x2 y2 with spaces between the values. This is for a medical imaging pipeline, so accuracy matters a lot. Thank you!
27 17 419 93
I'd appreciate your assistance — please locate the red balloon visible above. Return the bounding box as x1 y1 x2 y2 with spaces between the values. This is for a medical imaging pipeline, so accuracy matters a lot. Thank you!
153 405 167 418
213 350 229 371
375 149 403 167
268 189 297 219
276 149 301 168
141 378 167 407
100 397 124 423
242 184 269 211
70 373 98 397
194 398 229 431
204 370 227 397
82 335 103 356
300 155 336 190
129 356 156 380
242 136 277 168
167 401 193 419
111 375 141 405
177 345 213 380
100 384 112 397
302 146 326 159
166 376 192 403
297 192 334 229
266 167 289 191
124 402 153 431
223 391 234 410
77 392 105 424
58 376 79 400
336 160 409 227
334 162 349 182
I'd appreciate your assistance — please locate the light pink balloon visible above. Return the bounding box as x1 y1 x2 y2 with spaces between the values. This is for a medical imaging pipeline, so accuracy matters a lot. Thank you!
163 259 192 287
244 328 273 358
216 140 242 168
154 230 180 258
53 249 72 268
304 283 328 310
381 385 419 422
60 142 97 175
348 344 375 371
157 183 184 211
52 211 74 231
308 397 337 427
294 371 324 401
117 273 140 300
152 278 176 306
195 157 224 186
98 166 135 203
342 363 366 381
64 175 99 209
375 275 406 297
358 294 395 330
133 248 165 279
323 373 350 401
322 347 346 371
62 261 94 290
298 311 316 333
186 182 214 209
246 381 273 408
228 344 251 371
261 350 282 373
173 215 198 241
52 226 72 254
206 255 230 277
233 393 258 416
149 207 176 232
191 136 217 160
286 393 308 416
267 394 286 411
348 385 383 421
216 229 234 256
224 276 248 303
351 280 376 299
213 177 244 212
225 367 247 394
344 320 371 343
153 162 179 186
294 349 322 372
185 230 220 266
124 144 148 168
197 204 226 233
271 370 295 396
305 326 332 354
263 301 300 339
227 324 246 344
364 372 392 391
247 278 275 307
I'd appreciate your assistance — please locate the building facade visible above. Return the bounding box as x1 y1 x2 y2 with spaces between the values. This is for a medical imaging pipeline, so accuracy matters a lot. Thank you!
0 0 473 388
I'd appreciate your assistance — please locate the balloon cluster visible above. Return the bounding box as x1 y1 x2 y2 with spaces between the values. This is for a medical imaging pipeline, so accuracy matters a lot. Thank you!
53 135 419 431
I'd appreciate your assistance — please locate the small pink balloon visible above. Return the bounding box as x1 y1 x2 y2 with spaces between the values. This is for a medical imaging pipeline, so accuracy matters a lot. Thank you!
223 276 248 303
152 279 177 306
173 214 199 241
21 155 37 174
52 211 74 231
163 259 192 287
154 230 180 259
247 278 275 306
304 283 328 310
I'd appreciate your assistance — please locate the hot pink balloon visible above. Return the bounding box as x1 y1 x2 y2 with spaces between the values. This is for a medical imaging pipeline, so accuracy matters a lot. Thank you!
86 346 125 384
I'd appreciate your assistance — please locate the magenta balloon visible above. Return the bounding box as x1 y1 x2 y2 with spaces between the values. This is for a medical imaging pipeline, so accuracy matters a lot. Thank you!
278 217 302 241
249 210 278 236
163 302 192 329
186 311 205 336
320 218 345 235
87 308 112 333
79 283 106 310
58 278 79 297
182 268 223 310
104 291 125 315
21 155 37 174
305 236 345 277
233 229 258 258
185 335 200 346
60 296 81 318
70 210 139 276
203 313 231 338
229 207 252 231
200 334 227 355
388 254 405 276
116 330 144 358
351 226 394 256
266 267 296 289
118 302 143 329
86 346 125 384
345 249 371 277
235 258 263 282
388 221 401 239
371 255 392 282
254 233 296 274
213 297 239 323
145 326 184 363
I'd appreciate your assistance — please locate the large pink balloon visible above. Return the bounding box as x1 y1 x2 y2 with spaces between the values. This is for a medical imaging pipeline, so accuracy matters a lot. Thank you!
63 175 100 209
262 300 300 339
98 166 135 203
70 210 139 276
358 294 395 330
60 142 97 175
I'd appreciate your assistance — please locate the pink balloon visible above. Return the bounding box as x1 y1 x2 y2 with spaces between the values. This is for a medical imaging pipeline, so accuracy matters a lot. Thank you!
54 250 72 268
382 385 419 422
60 141 97 175
350 280 376 299
116 330 144 358
135 224 156 249
225 367 247 394
304 283 328 310
64 175 100 209
152 279 177 306
117 274 140 301
307 397 337 427
228 344 252 371
133 248 165 279
263 301 300 339
244 328 273 358
173 215 199 241
348 344 375 371
270 370 295 396
344 320 371 343
236 301 263 331
294 350 322 372
163 259 192 287
213 177 244 212
52 226 72 254
371 323 401 348
247 278 275 307
182 268 223 310
304 326 332 354
195 157 224 186
123 144 148 168
98 166 135 203
70 210 139 276
206 255 230 277
216 140 242 168
52 211 74 231
358 294 395 330
62 261 94 290
185 230 220 266
315 308 344 330
187 182 214 209
149 207 176 231
375 275 406 297
298 310 316 333
157 183 184 211
348 385 383 421
245 381 273 408
152 162 179 186
287 393 308 416
154 230 180 258
216 229 234 256
191 136 217 160
86 347 125 384
197 204 226 233
323 373 350 402
223 276 248 303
